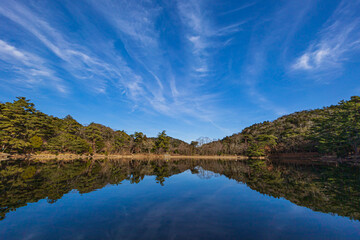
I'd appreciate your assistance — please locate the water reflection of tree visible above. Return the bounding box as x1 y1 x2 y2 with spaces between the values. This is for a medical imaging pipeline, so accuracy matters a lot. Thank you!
0 159 359 221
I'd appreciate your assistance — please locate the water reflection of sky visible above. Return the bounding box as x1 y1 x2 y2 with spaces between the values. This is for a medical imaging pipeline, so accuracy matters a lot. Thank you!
1 170 359 240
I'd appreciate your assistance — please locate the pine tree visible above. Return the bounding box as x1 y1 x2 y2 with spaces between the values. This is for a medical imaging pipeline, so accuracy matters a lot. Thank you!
153 130 170 153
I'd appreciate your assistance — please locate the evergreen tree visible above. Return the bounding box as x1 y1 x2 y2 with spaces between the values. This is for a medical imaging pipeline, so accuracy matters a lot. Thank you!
0 97 36 152
131 132 146 153
113 130 131 153
84 123 104 153
153 130 170 153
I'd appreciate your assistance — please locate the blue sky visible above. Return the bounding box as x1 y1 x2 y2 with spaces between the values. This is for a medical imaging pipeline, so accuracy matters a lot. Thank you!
1 0 360 142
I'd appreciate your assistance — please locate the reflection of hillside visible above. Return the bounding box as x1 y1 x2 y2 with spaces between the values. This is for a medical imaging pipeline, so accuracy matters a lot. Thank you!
198 160 360 221
0 159 359 221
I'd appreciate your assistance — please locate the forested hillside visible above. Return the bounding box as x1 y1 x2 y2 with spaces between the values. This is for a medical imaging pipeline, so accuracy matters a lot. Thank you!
198 96 360 158
0 97 193 155
1 96 359 158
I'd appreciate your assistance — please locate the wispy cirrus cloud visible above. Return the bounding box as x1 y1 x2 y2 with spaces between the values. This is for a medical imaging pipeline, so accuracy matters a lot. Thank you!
84 0 236 131
219 2 257 16
0 40 27 61
0 39 67 93
292 0 360 76
86 1 195 117
0 0 146 97
240 0 316 115
0 0 240 133
177 0 248 79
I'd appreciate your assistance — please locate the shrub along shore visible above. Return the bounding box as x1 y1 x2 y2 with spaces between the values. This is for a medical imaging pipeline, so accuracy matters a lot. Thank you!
1 96 359 163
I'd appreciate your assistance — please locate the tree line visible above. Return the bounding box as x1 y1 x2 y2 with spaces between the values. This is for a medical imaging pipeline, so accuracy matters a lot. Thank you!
198 96 360 158
1 96 359 158
0 97 193 155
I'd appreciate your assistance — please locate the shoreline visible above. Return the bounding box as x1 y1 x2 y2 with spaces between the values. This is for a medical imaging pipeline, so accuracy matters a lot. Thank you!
1 153 249 161
1 152 358 166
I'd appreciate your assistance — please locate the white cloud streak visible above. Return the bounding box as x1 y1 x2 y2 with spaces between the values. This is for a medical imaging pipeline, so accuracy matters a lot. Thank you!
0 0 145 97
292 0 360 74
219 2 257 16
0 39 67 93
177 0 247 79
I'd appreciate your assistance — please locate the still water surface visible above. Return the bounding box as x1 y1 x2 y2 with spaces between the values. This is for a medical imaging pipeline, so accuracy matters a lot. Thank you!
0 159 360 239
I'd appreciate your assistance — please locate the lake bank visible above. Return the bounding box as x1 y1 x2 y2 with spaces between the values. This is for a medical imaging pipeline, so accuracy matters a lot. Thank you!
269 152 360 166
0 153 250 161
2 152 359 166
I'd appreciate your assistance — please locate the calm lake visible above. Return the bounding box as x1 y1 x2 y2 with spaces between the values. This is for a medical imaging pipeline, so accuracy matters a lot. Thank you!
0 158 360 239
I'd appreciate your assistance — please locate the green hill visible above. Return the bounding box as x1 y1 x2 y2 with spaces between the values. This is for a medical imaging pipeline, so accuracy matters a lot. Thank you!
199 96 360 158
